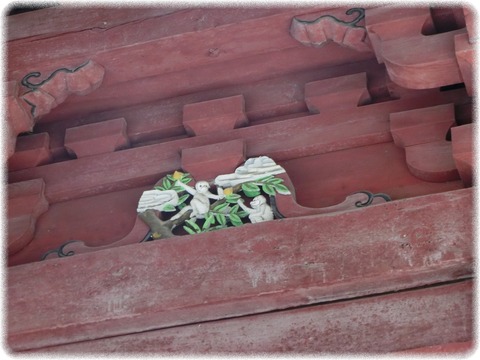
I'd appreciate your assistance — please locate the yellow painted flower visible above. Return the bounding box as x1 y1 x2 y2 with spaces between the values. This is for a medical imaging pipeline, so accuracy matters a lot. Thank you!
172 171 184 180
223 187 234 195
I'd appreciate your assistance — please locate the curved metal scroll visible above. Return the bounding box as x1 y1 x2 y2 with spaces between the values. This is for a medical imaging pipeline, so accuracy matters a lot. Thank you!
40 240 80 260
294 8 366 28
354 191 392 207
21 61 90 91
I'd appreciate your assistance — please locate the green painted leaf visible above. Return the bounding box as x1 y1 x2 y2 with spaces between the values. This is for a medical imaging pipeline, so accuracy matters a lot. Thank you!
213 202 229 212
154 186 164 191
183 226 197 235
216 214 227 226
237 210 249 218
178 203 186 210
186 219 201 232
229 213 243 227
242 183 260 193
166 174 174 181
274 184 291 195
162 203 177 212
225 193 241 203
202 215 214 231
230 204 239 214
243 189 261 198
172 186 185 192
243 190 260 198
262 184 276 196
269 177 284 185
180 177 192 184
163 177 172 190
178 194 190 205
212 224 228 231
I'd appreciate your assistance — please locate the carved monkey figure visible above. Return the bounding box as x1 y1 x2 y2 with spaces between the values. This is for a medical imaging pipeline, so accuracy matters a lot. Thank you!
171 180 224 220
237 195 274 223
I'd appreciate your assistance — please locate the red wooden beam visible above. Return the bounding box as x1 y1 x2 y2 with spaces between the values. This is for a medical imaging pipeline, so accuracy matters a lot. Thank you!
27 280 473 354
8 85 470 204
7 188 473 350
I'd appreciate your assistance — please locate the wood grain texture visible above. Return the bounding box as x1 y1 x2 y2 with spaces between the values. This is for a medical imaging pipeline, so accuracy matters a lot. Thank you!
28 280 473 354
7 188 473 350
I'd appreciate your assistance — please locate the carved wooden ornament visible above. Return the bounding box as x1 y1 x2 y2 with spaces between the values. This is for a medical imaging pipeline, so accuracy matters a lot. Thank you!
290 8 372 52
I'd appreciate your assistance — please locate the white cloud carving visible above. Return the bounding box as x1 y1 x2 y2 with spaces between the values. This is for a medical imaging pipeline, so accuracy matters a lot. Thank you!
214 156 286 188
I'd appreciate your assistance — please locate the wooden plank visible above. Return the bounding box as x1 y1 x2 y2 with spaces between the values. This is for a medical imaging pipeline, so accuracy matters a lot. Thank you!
8 7 375 120
9 87 470 204
6 7 183 41
27 280 473 353
6 7 325 80
7 188 473 350
8 144 181 203
38 59 386 139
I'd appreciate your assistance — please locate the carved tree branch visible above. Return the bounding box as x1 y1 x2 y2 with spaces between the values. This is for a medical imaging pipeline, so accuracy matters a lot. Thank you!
138 182 245 240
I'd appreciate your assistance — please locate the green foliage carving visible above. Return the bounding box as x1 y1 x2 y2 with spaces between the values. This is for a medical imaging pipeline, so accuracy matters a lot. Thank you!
154 170 290 236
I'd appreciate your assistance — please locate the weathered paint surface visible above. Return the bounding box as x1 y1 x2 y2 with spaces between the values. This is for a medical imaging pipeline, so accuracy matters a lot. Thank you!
7 188 473 351
6 5 474 354
25 280 473 354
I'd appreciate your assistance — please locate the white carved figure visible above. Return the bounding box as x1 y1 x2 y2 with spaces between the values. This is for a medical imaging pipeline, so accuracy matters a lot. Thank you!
171 180 225 220
136 190 179 213
237 195 274 223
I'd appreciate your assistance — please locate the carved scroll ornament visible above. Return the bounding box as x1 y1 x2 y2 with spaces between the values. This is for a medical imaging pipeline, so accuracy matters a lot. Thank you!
290 8 372 52
20 60 105 118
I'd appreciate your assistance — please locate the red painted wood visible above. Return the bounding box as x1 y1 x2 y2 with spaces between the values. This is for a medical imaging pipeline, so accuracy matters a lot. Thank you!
290 7 372 52
41 42 374 122
389 104 459 182
366 6 466 89
26 280 473 354
365 7 435 63
463 6 475 41
397 340 474 354
305 72 371 113
7 132 52 171
7 179 49 256
5 81 35 158
280 142 463 208
20 60 105 118
181 139 246 181
64 117 130 158
8 6 378 123
381 29 465 89
6 7 183 41
455 32 474 96
183 95 248 136
8 145 181 203
8 186 149 267
389 104 455 147
37 60 388 151
8 86 470 205
405 141 459 183
7 7 320 77
7 188 473 350
5 6 475 355
275 173 390 217
451 124 473 187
